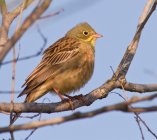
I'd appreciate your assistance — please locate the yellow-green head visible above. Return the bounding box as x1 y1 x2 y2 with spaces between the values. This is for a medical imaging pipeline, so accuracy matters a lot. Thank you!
66 22 102 46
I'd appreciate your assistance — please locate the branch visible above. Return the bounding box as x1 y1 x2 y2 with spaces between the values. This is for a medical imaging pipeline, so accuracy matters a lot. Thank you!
135 116 145 140
121 82 157 93
39 8 64 20
0 90 20 94
9 0 34 22
0 79 116 113
114 0 157 79
0 0 52 63
1 94 157 133
137 114 157 139
1 25 47 66
0 0 7 17
0 0 8 46
0 0 34 50
0 84 157 114
0 0 157 134
0 0 156 118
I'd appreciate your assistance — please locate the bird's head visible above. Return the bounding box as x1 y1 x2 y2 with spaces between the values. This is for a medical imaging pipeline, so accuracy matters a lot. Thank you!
66 22 102 46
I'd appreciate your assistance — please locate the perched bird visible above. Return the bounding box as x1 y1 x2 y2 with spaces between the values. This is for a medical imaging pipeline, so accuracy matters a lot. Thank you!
11 22 102 124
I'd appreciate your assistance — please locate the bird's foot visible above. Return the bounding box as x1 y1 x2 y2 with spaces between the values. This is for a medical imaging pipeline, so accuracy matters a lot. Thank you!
64 94 84 101
64 94 86 107
62 97 74 110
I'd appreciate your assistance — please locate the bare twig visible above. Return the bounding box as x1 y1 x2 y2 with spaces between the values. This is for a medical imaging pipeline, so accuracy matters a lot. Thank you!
0 79 116 113
138 115 157 139
1 92 157 114
113 89 155 140
25 98 48 140
120 82 157 93
1 25 47 66
1 93 157 133
115 0 157 79
0 0 7 17
25 113 42 140
0 90 20 93
10 130 15 140
0 0 157 135
0 0 52 63
39 8 64 19
0 0 9 46
135 115 145 140
9 3 25 138
9 0 34 22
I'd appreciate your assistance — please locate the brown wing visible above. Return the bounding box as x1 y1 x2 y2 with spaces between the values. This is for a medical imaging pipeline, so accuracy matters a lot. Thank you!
19 37 80 97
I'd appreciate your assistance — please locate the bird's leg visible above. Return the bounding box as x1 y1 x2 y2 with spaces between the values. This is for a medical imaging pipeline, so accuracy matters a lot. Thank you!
53 88 74 110
53 88 65 101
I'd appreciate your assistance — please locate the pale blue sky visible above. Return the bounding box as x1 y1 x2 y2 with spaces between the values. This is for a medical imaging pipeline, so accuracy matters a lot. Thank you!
1 0 157 139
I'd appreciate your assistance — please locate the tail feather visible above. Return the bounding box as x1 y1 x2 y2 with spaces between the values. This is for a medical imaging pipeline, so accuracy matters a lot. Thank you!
11 80 48 125
18 85 37 98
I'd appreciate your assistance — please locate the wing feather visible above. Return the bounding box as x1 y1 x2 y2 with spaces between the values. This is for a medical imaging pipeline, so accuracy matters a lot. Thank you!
21 37 80 95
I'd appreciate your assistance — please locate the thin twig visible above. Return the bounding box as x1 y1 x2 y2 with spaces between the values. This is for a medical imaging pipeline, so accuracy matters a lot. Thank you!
138 115 157 139
121 82 157 93
25 98 48 140
1 92 157 114
0 90 20 94
115 0 157 79
0 0 52 62
0 0 7 17
1 24 47 66
25 113 42 140
118 86 157 140
10 1 26 138
0 0 157 135
1 94 157 133
135 115 145 140
39 8 64 19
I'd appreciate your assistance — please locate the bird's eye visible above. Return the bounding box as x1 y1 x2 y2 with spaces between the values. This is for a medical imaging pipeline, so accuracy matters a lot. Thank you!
83 31 89 36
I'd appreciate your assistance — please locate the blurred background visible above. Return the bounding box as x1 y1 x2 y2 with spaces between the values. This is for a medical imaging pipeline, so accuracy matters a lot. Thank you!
1 0 157 139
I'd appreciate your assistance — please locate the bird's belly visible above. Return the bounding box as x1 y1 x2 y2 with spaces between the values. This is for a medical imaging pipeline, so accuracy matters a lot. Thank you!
52 61 94 94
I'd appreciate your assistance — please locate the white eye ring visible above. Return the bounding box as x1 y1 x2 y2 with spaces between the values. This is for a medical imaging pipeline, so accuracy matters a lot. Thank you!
83 31 89 36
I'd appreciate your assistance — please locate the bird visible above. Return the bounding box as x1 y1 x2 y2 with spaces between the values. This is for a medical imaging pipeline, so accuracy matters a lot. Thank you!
11 22 102 124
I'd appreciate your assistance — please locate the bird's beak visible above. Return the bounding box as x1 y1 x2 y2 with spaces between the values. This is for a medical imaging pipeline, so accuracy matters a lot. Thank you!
92 33 103 38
